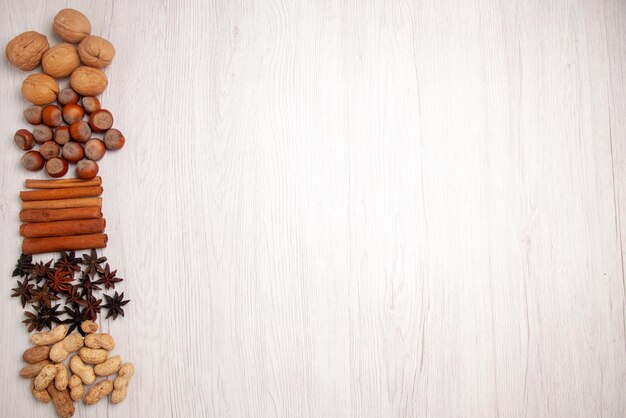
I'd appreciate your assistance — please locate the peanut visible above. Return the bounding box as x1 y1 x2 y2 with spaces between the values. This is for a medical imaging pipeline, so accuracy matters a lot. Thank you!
78 347 108 364
111 362 134 404
50 333 84 362
94 355 122 376
84 380 113 405
23 345 50 364
55 363 69 391
85 333 115 350
31 324 67 346
20 360 50 378
81 320 98 334
47 382 75 418
34 364 57 391
70 355 95 385
31 380 51 403
68 375 83 401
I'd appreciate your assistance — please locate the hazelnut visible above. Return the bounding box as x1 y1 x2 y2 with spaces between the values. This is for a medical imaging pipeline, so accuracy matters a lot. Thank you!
70 121 91 142
62 142 84 163
89 109 113 132
39 141 60 160
78 36 115 68
5 31 49 71
23 106 43 125
41 105 62 127
104 129 125 150
58 88 79 105
53 9 91 43
63 104 85 125
41 43 81 78
21 151 45 171
22 73 59 105
14 129 34 150
76 160 99 179
32 125 53 144
54 126 71 145
45 157 69 178
70 66 108 96
84 138 106 161
82 97 101 113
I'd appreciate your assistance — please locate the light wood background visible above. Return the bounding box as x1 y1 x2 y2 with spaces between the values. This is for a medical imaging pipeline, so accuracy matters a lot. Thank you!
1 0 625 417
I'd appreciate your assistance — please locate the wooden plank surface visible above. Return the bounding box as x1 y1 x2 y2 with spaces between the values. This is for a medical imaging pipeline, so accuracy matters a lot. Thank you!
1 0 625 417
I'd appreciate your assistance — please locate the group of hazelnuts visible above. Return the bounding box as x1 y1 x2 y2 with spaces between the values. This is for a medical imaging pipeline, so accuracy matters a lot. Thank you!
6 8 124 179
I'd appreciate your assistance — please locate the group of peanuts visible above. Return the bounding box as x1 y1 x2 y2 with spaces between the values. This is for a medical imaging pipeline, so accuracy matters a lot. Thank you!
19 321 133 417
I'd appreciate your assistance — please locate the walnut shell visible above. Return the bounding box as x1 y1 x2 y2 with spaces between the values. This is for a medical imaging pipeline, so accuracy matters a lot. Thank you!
22 73 59 105
70 66 108 96
42 43 81 78
5 31 49 71
53 9 91 43
78 36 115 68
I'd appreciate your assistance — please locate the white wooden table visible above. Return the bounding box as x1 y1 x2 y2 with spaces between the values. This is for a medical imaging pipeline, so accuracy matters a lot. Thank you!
1 1 625 417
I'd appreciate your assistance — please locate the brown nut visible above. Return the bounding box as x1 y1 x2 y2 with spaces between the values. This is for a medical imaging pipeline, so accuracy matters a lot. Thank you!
69 355 95 385
20 360 51 378
42 105 62 127
34 364 57 391
62 142 85 163
23 105 43 124
31 380 52 403
94 356 122 376
45 157 69 178
46 382 75 418
78 347 108 364
76 160 99 179
81 96 100 113
39 141 61 160
84 380 113 405
111 362 134 404
31 325 68 346
84 138 106 160
14 129 34 150
42 43 81 78
68 375 83 401
23 346 50 364
21 151 45 171
84 333 115 350
53 9 91 43
33 124 53 143
80 320 98 334
89 109 113 132
50 333 85 362
55 363 69 391
104 128 125 150
22 73 59 105
57 88 79 105
62 103 85 124
53 126 71 145
78 35 115 68
5 31 49 70
70 66 107 96
69 120 91 142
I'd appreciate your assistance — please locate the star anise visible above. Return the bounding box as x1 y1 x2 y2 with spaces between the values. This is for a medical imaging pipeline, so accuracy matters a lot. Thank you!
31 260 54 283
77 271 102 297
63 305 87 335
82 249 107 277
23 303 62 332
102 291 130 320
12 254 34 277
84 295 102 321
94 264 123 290
47 269 74 293
11 278 34 308
65 285 86 307
30 284 61 308
54 251 81 277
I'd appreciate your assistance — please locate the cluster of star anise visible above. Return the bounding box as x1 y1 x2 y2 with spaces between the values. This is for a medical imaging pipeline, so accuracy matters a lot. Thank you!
11 250 130 334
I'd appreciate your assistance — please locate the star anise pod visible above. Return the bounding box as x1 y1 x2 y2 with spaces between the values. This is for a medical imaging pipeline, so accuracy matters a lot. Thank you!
47 269 74 293
77 271 102 297
84 295 102 321
30 284 61 308
102 291 130 320
65 285 86 307
82 249 107 277
12 254 34 277
94 264 123 290
11 278 34 308
63 305 87 335
23 303 62 332
31 260 54 283
54 251 81 277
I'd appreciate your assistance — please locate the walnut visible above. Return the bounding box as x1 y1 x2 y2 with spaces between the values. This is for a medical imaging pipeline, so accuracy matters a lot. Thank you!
42 43 81 78
22 73 59 105
78 36 115 68
5 31 49 71
53 9 91 43
70 66 108 96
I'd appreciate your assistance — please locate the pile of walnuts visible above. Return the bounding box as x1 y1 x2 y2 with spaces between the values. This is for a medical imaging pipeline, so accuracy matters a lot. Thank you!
6 9 124 179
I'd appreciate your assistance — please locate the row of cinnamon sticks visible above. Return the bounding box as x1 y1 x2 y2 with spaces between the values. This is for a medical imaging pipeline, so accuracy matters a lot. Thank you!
21 177 108 255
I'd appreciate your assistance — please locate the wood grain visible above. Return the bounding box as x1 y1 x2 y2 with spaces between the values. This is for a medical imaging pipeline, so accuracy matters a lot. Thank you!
1 0 625 417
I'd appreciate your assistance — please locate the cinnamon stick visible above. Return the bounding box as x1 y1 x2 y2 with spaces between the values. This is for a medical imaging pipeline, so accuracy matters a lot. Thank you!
22 197 102 210
20 207 103 223
20 186 103 202
25 177 102 189
20 218 106 238
22 234 108 255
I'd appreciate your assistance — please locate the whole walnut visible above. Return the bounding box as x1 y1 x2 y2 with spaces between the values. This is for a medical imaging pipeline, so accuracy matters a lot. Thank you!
53 9 91 43
70 66 108 96
5 32 49 71
78 36 115 68
22 73 59 105
42 43 81 78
